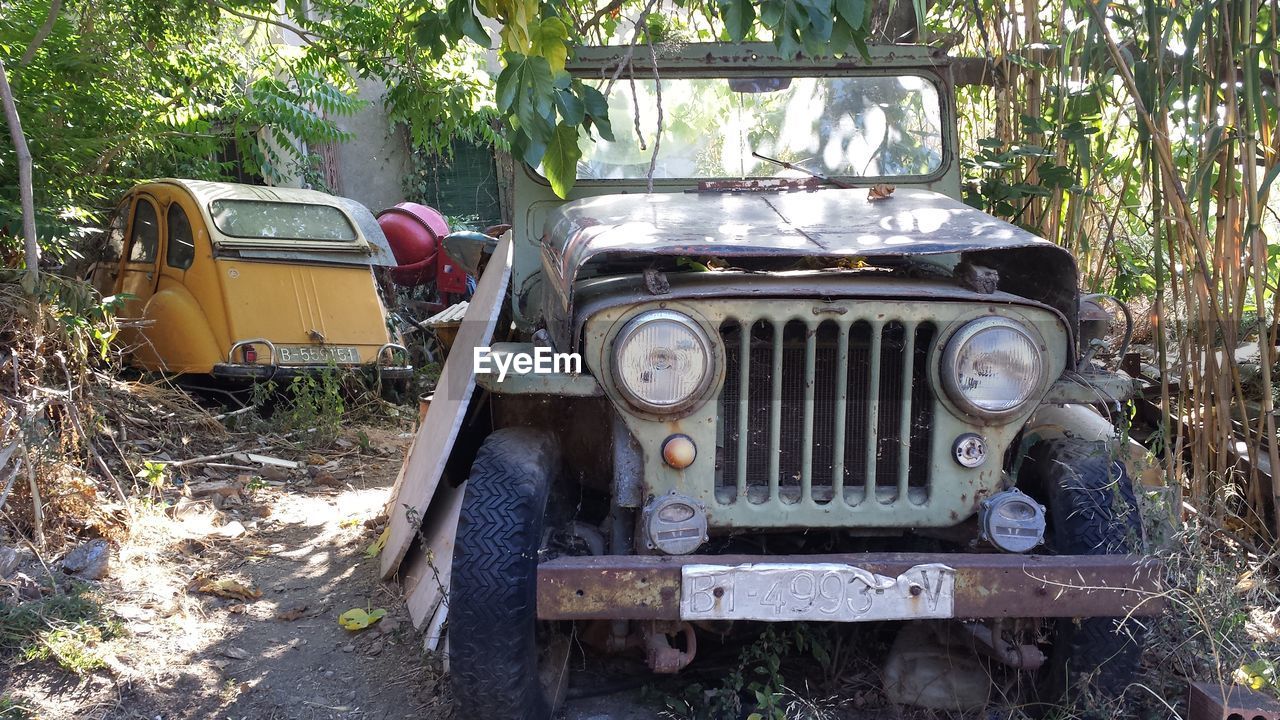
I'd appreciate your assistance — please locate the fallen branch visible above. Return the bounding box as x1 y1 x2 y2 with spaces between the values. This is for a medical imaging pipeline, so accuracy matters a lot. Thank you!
22 443 44 547
61 401 132 516
1183 501 1280 573
213 406 255 421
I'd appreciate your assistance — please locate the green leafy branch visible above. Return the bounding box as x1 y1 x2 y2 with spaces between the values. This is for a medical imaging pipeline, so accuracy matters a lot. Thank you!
421 0 878 197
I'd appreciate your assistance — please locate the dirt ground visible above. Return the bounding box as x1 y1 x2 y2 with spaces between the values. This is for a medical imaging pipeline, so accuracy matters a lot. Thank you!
2 425 728 720
3 428 458 720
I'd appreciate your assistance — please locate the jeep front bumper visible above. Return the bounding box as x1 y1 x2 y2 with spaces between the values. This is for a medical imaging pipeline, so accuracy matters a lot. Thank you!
537 553 1162 621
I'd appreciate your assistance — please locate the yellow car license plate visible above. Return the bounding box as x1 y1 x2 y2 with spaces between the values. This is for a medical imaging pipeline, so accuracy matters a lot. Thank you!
277 345 361 365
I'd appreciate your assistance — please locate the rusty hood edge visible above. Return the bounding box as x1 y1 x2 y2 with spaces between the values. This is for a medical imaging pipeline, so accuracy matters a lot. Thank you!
539 187 1079 347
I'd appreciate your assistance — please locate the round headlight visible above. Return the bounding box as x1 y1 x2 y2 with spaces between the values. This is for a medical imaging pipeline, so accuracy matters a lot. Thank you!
612 311 714 413
942 318 1044 417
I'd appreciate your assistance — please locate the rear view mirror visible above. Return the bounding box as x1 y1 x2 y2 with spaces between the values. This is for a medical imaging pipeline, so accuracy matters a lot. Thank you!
728 77 792 93
443 230 499 278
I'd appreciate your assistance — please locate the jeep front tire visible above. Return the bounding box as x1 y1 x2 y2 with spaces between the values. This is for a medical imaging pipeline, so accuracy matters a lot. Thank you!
449 428 566 720
1022 437 1146 711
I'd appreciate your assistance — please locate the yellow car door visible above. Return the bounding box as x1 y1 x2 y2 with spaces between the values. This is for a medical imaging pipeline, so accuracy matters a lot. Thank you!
88 199 129 297
117 193 162 355
119 195 161 312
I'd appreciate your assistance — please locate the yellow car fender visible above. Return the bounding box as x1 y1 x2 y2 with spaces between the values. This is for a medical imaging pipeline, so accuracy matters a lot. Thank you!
135 282 223 374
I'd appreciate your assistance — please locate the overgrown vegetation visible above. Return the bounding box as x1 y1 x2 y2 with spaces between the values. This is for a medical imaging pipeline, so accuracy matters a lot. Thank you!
4 0 1280 715
0 584 121 674
1137 527 1280 714
652 625 839 720
929 0 1280 542
0 0 496 265
238 367 413 449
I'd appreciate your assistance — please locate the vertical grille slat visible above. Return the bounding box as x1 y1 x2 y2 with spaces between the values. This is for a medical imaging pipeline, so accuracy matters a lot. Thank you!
717 310 937 509
830 322 850 502
767 320 784 504
735 323 751 500
800 322 817 503
864 321 883 501
896 322 917 500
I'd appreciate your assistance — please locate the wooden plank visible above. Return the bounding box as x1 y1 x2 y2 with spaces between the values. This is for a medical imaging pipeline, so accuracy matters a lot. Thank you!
402 478 467 628
423 599 448 652
382 433 416 518
379 236 512 578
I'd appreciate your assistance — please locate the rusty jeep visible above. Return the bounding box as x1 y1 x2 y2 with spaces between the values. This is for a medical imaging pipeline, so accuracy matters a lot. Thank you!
442 43 1161 718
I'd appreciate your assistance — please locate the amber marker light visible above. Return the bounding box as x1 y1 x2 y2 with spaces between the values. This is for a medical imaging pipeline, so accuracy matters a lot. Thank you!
662 434 697 469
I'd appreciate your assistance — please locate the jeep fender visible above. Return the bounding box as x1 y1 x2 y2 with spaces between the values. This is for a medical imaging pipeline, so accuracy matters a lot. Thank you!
1023 403 1159 489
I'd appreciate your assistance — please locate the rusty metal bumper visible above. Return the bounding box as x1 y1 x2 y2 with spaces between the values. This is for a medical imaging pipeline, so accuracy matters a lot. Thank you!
537 553 1163 620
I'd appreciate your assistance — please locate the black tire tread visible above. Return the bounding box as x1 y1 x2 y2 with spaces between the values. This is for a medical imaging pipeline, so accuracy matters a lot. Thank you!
1024 437 1145 704
450 428 560 720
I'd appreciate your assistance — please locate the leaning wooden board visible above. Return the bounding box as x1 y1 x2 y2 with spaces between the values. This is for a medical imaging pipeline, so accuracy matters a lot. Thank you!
379 236 512 579
400 478 467 628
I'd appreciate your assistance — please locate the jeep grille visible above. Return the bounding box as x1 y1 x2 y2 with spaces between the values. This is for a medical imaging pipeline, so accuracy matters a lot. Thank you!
716 318 936 506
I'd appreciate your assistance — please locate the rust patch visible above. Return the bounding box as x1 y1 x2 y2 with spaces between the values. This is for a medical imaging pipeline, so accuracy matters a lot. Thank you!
537 553 1164 621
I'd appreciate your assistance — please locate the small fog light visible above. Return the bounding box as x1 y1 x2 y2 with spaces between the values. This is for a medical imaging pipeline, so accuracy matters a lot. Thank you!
643 493 707 555
662 434 697 469
952 433 987 468
979 488 1046 553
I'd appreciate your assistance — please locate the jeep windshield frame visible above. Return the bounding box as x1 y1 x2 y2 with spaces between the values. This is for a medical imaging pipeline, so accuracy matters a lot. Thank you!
553 42 957 190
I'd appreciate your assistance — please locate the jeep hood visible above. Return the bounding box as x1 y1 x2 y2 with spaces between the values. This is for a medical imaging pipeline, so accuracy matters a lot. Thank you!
540 187 1078 340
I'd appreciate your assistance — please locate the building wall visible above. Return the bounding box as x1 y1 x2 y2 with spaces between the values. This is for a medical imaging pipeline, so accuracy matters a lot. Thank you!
330 76 411 214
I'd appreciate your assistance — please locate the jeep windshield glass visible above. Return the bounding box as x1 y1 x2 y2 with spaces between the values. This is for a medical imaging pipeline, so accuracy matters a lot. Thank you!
209 199 358 243
576 75 943 180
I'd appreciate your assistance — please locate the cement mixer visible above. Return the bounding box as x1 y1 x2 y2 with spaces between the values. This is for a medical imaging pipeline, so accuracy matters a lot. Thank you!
376 202 470 303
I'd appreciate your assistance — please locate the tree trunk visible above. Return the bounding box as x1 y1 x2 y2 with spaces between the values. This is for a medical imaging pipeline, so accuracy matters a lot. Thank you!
0 57 39 289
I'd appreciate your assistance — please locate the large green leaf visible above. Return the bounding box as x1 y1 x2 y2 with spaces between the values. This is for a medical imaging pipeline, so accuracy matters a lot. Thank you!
542 123 582 198
834 0 865 29
579 84 614 141
553 87 584 125
447 0 491 46
721 0 757 41
529 17 569 73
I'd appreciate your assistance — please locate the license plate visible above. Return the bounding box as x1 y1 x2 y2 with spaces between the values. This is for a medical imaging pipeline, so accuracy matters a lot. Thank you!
680 563 955 622
276 345 361 365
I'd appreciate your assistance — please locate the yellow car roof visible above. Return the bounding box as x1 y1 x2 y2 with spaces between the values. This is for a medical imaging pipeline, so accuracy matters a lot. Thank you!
149 178 387 258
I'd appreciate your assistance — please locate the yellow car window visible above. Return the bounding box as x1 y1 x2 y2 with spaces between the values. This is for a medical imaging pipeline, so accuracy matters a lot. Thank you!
166 203 196 270
128 199 159 263
209 199 356 242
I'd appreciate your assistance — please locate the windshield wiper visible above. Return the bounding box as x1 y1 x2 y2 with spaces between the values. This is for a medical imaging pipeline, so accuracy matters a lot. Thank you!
751 152 852 189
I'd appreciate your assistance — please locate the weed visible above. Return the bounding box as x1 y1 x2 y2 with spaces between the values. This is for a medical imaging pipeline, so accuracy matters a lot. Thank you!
654 625 836 720
1134 520 1280 716
21 621 122 673
283 370 347 439
134 460 168 495
0 585 121 674
244 364 406 447
415 361 442 391
0 696 33 720
220 678 245 702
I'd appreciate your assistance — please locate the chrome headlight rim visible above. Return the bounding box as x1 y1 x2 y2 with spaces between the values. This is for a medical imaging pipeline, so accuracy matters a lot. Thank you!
610 309 717 416
940 316 1046 420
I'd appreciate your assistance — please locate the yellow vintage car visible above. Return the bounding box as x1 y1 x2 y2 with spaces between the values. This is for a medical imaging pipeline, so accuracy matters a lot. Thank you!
89 179 410 382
